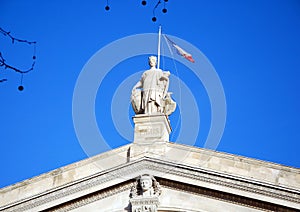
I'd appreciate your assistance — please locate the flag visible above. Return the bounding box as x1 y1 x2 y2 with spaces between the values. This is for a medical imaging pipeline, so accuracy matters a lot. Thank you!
164 35 195 63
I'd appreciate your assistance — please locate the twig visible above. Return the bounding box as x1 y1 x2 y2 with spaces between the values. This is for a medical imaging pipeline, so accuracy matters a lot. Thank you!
0 27 37 80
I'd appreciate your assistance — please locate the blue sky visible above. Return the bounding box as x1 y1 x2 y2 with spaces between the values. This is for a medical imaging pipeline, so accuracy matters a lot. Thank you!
1 0 300 188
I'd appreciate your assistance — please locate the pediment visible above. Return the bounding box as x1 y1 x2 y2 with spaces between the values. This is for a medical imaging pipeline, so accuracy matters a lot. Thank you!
1 152 299 212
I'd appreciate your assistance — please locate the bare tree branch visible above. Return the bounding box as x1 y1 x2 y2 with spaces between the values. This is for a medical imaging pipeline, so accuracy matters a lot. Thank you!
0 27 37 83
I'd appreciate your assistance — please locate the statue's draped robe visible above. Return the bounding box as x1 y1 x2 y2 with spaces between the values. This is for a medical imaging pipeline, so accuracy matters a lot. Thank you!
140 68 166 112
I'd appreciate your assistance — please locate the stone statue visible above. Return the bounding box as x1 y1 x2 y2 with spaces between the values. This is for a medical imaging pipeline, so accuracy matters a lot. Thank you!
131 56 176 115
129 174 162 212
140 175 154 197
130 174 161 198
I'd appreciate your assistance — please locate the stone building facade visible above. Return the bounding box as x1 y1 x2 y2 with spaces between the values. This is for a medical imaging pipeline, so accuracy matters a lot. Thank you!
0 114 299 211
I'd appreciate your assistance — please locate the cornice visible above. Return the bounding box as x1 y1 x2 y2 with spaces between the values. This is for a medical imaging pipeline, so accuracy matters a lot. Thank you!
1 157 299 211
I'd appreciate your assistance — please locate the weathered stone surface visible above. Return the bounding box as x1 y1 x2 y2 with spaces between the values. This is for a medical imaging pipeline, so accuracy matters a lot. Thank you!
163 143 300 190
159 187 262 212
133 114 171 144
0 142 299 211
0 144 131 209
130 196 159 212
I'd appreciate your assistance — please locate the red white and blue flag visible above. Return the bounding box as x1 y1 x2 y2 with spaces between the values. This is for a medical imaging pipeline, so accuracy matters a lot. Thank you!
164 35 195 63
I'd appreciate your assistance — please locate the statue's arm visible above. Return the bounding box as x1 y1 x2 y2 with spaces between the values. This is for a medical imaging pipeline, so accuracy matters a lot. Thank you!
132 81 142 92
160 71 170 81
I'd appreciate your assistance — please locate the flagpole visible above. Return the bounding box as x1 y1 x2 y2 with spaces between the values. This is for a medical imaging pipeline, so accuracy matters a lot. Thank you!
157 25 162 70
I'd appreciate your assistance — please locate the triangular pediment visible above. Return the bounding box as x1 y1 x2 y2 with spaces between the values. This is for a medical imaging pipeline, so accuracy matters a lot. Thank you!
1 143 299 211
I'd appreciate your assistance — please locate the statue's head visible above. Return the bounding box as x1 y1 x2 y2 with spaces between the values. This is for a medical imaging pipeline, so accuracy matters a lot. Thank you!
148 56 157 68
140 175 153 192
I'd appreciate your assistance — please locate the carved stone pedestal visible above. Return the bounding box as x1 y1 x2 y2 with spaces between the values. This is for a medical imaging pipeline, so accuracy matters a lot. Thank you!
131 114 171 158
130 197 159 212
133 114 171 144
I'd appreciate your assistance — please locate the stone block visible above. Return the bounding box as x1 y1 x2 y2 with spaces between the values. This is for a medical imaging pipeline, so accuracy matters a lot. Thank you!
130 196 159 212
133 114 171 144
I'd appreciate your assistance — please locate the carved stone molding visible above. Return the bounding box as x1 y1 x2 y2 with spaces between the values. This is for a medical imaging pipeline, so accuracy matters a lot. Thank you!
130 197 160 212
46 181 135 212
2 158 299 211
138 159 300 204
158 178 297 212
